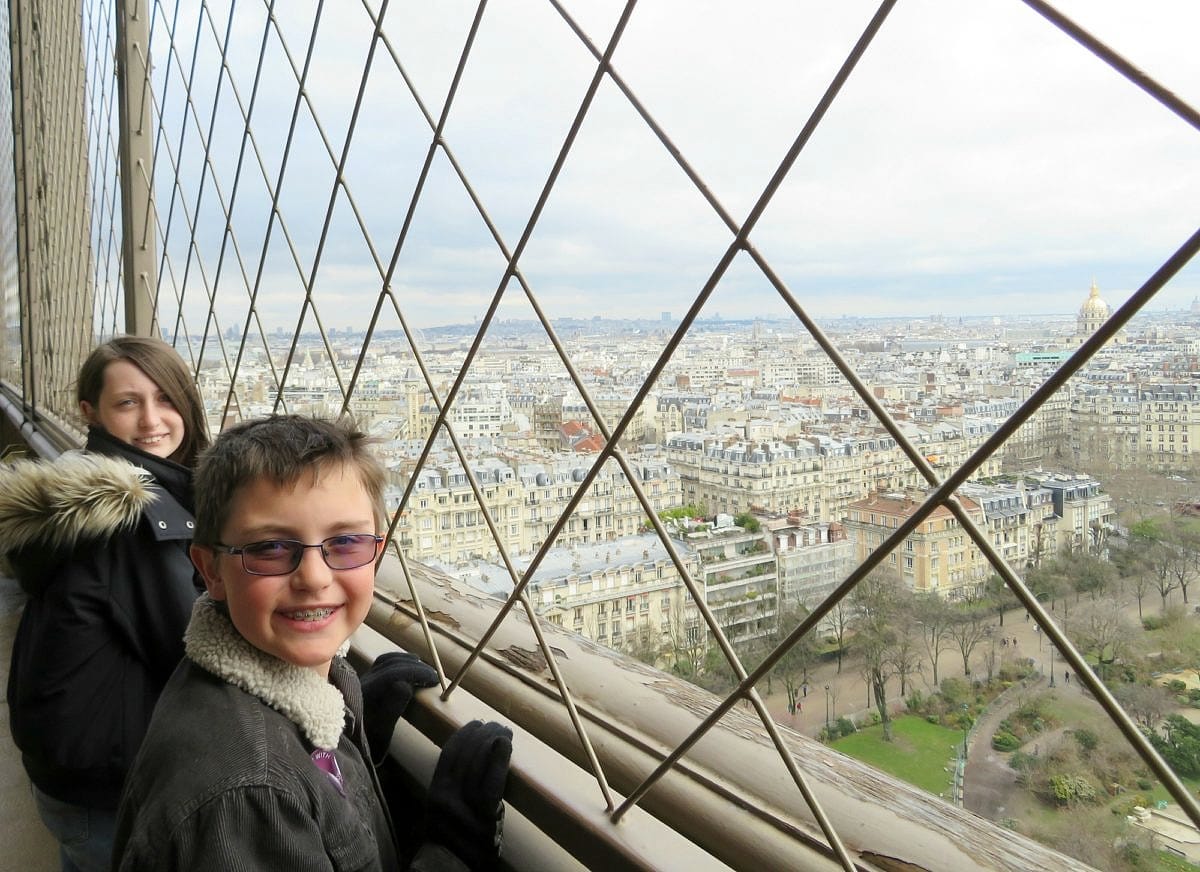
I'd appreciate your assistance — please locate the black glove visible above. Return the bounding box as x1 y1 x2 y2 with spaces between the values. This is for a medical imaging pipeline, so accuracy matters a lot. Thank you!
426 720 513 870
360 652 439 765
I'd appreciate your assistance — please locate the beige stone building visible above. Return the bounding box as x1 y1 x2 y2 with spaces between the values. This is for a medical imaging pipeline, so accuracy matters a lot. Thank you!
456 534 704 669
395 453 682 566
664 434 824 519
1070 389 1141 469
844 491 989 600
956 481 1058 571
395 458 527 565
1139 384 1200 471
1031 472 1116 556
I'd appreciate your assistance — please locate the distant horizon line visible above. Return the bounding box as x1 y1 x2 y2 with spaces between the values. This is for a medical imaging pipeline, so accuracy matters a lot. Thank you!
185 305 1196 339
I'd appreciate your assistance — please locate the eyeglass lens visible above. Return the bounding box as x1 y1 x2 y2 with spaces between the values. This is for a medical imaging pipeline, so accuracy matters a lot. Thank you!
240 535 379 574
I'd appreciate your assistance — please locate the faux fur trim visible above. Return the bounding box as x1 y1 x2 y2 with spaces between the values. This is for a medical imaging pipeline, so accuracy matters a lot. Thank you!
184 595 349 750
0 452 156 555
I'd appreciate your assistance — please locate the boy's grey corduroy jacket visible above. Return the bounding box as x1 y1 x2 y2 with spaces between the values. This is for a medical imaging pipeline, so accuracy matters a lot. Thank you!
113 596 469 872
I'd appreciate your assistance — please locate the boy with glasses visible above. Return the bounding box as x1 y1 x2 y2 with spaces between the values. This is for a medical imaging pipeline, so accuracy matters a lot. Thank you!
113 415 510 870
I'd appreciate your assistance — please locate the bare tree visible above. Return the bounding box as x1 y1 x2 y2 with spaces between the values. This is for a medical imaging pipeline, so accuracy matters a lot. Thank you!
985 573 1018 627
1063 552 1116 603
946 603 992 679
769 606 818 716
1111 540 1155 620
665 592 706 678
1146 540 1182 614
825 599 854 674
1064 600 1136 681
1028 521 1049 571
1026 559 1069 616
850 569 904 741
981 635 999 683
1132 518 1183 614
1112 682 1174 729
890 628 923 699
912 593 953 687
1175 517 1200 604
1163 520 1197 606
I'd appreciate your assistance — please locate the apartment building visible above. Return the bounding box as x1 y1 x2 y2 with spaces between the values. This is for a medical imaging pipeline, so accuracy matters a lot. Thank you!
955 481 1057 571
807 433 903 515
1139 383 1200 471
437 533 703 668
769 515 855 617
1032 472 1116 556
758 351 838 391
395 458 527 564
664 434 824 518
1070 388 1142 468
395 452 682 565
528 535 704 668
655 393 714 436
520 456 681 554
676 518 778 648
1005 386 1071 466
844 491 989 600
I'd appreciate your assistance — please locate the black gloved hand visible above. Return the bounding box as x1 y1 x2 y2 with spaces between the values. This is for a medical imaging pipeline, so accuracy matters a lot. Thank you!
360 652 439 765
426 720 513 870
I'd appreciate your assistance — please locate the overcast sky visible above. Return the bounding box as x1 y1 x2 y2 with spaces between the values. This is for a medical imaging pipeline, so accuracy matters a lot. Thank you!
152 0 1200 335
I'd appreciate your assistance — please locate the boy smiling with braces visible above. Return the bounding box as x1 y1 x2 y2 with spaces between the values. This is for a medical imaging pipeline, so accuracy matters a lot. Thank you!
113 415 511 870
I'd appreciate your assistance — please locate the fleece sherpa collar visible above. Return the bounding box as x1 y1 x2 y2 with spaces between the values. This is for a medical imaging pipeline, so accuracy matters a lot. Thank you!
184 595 352 751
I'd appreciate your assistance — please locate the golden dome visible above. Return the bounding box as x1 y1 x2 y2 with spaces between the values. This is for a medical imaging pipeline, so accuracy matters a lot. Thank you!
1079 280 1109 317
1077 279 1110 338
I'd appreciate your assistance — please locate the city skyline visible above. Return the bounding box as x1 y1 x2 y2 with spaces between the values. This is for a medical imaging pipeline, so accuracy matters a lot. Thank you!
217 288 1192 341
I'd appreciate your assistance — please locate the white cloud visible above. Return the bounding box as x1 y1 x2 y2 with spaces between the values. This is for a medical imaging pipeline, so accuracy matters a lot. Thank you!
154 0 1200 331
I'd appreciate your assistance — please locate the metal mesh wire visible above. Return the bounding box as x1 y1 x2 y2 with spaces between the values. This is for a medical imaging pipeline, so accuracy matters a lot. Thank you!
3 0 107 434
3 0 1200 865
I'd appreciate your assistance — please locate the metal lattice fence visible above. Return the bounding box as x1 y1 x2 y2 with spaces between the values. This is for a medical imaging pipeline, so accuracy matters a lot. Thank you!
3 1 1200 868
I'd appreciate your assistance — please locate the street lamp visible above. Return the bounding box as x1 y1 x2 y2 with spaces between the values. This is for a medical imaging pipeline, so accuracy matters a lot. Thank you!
824 684 831 727
961 703 970 761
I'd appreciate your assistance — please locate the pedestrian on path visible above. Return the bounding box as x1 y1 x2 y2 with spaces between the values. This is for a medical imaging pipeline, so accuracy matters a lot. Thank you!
1065 671 1070 684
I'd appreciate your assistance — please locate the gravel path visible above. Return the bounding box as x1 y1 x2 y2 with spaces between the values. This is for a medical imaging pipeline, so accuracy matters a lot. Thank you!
963 674 1046 819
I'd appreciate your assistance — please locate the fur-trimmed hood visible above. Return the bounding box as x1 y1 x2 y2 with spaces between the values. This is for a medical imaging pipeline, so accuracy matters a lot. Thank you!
185 594 351 750
0 452 157 578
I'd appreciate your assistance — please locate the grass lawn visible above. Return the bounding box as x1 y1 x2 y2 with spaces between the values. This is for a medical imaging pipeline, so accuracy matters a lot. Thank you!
833 716 963 795
1155 851 1199 872
1145 774 1200 807
1036 688 1200 811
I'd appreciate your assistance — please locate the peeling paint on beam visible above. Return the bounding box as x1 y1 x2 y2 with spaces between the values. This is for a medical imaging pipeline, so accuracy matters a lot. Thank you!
370 556 1097 872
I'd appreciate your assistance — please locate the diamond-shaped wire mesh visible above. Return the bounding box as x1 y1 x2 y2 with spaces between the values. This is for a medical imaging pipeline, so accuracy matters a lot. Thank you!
5 0 1200 867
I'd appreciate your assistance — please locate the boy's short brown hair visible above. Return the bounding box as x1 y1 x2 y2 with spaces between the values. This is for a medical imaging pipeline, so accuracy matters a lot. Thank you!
192 415 387 546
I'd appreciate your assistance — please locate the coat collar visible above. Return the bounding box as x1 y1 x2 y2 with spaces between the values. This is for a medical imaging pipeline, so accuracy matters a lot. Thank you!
184 595 352 751
0 451 156 558
86 426 194 511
